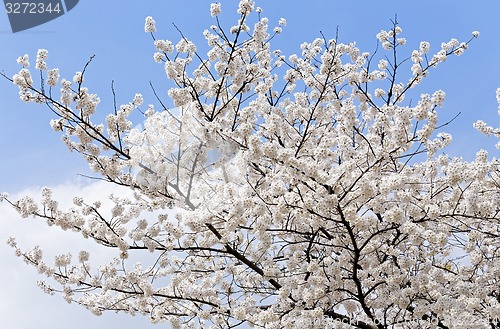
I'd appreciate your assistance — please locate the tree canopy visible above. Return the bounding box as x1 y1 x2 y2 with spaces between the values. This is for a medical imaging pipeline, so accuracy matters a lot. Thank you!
2 1 500 328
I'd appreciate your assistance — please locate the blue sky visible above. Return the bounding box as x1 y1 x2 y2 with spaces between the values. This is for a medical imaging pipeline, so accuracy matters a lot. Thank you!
1 1 500 328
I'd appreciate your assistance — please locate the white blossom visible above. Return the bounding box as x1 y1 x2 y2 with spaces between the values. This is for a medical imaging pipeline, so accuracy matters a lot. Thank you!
47 68 60 87
133 93 143 106
17 54 29 67
73 71 83 84
420 41 431 53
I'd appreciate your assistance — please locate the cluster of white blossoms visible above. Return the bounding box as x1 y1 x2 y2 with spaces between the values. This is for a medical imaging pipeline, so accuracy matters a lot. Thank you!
376 25 405 50
3 1 500 328
35 49 48 70
144 16 156 33
210 2 221 17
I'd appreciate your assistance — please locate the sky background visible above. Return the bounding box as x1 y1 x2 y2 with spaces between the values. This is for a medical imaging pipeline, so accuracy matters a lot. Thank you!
0 0 499 328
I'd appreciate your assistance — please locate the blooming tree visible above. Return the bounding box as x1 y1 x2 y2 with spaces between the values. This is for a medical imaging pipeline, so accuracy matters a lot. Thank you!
2 1 500 328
